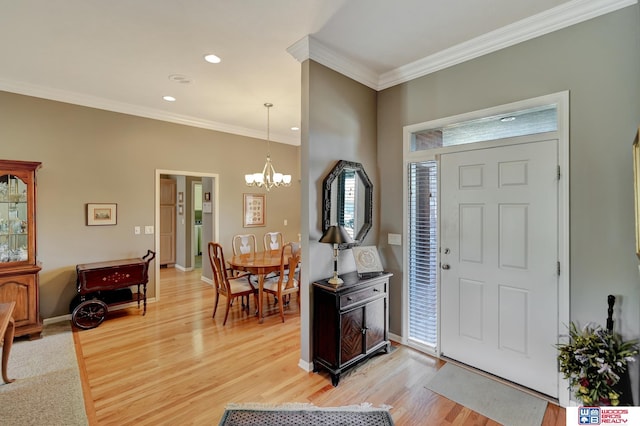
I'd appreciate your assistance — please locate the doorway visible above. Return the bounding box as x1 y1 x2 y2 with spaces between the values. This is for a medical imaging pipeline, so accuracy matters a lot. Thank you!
402 91 570 404
154 169 219 301
440 138 559 397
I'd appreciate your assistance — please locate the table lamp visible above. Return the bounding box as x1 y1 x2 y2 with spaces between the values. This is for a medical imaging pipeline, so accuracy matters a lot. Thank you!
319 225 354 285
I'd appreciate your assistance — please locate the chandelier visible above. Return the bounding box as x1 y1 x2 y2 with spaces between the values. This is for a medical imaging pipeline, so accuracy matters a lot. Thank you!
244 103 292 191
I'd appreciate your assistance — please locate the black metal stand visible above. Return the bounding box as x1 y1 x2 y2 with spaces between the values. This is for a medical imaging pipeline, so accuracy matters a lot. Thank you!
606 294 634 406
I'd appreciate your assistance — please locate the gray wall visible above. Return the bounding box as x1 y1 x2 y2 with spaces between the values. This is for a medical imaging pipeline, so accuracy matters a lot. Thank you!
378 4 640 339
0 91 301 318
302 61 378 363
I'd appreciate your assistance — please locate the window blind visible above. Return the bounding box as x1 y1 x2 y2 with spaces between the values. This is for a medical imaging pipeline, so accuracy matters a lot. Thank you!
407 161 438 347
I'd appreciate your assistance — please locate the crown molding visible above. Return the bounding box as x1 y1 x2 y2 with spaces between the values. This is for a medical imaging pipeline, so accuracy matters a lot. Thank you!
287 36 380 90
286 36 311 64
0 79 300 146
378 0 637 89
288 0 637 91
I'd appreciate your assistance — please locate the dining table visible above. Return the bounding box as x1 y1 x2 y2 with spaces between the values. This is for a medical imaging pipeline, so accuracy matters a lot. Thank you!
227 250 288 323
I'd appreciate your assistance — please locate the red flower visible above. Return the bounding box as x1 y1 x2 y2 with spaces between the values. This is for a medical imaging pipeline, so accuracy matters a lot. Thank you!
580 378 590 387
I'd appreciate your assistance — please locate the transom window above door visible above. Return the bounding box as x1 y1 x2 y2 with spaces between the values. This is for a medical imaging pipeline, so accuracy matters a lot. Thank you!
410 104 557 152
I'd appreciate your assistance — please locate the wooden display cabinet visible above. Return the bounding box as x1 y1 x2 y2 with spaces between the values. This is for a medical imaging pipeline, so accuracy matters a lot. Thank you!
313 271 392 386
0 160 42 339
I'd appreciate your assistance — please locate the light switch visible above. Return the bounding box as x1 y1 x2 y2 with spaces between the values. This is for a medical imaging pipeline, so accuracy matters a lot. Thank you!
144 226 154 235
134 226 141 235
284 219 288 226
388 233 402 246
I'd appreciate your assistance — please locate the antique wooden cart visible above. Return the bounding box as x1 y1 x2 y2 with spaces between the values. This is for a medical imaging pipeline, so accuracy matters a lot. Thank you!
71 250 155 329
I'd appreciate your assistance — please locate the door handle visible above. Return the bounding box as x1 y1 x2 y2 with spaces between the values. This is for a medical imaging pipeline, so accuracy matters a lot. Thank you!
441 264 450 270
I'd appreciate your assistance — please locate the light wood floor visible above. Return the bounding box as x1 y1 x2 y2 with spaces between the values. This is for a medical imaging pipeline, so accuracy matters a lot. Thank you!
73 267 566 425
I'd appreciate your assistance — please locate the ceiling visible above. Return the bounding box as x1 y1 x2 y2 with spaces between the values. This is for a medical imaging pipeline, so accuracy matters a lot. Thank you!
0 0 631 146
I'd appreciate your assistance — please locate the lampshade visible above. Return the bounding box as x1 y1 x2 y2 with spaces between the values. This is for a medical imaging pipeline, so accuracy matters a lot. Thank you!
319 225 354 245
319 225 353 285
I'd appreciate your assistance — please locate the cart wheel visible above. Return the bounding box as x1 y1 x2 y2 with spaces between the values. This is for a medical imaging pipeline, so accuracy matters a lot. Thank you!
72 299 108 329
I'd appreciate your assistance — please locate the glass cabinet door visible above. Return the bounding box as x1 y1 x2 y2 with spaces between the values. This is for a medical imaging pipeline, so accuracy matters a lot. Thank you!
0 174 29 263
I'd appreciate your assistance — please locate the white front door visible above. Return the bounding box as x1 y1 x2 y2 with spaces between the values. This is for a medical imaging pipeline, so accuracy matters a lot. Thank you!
440 139 559 397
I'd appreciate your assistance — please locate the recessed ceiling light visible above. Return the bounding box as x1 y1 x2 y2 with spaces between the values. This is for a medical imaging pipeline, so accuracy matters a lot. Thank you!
291 126 300 131
204 54 221 64
163 96 176 102
500 116 516 122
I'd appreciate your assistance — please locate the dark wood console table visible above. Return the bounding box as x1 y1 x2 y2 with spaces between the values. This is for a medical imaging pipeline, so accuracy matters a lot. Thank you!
313 271 392 386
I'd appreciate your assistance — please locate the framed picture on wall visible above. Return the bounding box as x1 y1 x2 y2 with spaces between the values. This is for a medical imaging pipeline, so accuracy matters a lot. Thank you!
243 193 265 227
86 203 117 226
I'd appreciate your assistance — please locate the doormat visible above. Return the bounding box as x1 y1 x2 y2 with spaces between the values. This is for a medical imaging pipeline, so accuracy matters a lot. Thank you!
424 363 547 426
219 402 394 426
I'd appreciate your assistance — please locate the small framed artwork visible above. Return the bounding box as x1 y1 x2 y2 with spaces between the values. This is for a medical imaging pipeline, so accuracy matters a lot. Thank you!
87 203 117 226
178 204 184 215
351 246 384 278
178 192 184 203
204 192 211 202
243 193 265 227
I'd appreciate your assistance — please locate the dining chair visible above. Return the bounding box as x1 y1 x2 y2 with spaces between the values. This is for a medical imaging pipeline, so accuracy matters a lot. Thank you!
232 234 257 256
263 231 284 252
262 242 301 322
207 242 256 325
262 231 284 283
231 233 260 287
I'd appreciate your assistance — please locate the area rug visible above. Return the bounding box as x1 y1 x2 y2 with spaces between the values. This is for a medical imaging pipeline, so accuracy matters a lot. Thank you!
425 363 547 426
219 402 394 426
0 321 88 425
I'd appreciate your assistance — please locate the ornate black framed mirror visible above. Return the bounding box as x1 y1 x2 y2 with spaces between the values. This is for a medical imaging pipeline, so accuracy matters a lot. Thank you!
322 160 372 249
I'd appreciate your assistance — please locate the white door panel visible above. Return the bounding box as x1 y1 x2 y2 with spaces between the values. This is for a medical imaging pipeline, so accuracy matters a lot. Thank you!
440 139 559 397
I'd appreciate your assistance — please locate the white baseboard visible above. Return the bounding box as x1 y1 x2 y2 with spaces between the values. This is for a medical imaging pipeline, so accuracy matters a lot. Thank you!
298 358 313 372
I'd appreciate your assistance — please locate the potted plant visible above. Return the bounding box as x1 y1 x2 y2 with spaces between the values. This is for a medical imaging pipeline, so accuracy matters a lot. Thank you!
557 321 639 406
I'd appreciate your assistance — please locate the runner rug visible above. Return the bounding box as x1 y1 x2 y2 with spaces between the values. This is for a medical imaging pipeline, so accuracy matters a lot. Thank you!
219 402 394 426
425 363 547 426
0 321 88 425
